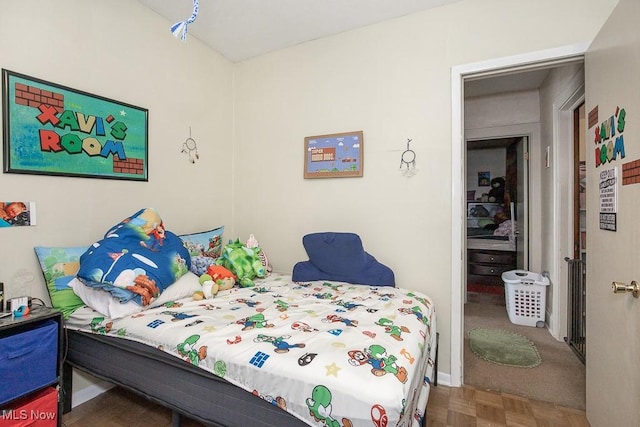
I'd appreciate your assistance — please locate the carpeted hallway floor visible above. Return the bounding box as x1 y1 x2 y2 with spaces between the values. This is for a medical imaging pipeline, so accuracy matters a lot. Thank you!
464 300 586 410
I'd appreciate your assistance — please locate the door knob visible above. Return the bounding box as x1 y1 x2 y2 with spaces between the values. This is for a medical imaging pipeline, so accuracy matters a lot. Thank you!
612 281 640 298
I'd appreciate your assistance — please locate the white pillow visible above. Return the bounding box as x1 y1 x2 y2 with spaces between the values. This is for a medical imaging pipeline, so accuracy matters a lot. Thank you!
69 272 202 319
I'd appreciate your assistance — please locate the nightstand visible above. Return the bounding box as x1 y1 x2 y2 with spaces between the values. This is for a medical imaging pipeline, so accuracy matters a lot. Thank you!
0 306 63 426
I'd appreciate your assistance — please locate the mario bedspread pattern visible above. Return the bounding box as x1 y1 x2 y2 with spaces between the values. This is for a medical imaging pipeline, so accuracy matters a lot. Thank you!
70 273 437 427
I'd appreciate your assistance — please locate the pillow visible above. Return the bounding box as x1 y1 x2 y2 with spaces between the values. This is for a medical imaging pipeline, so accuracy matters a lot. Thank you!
77 208 191 306
292 232 395 287
180 226 224 276
34 246 89 319
69 271 202 319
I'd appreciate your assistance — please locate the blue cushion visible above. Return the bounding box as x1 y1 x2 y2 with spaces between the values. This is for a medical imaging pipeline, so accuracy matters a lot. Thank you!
292 232 395 287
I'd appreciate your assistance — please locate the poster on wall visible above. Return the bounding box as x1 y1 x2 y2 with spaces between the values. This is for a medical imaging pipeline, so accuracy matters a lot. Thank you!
0 201 36 227
478 171 490 186
2 69 148 181
304 131 363 179
599 167 617 231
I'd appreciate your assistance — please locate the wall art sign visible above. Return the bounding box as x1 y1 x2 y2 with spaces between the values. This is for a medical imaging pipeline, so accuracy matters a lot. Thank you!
593 105 626 168
599 167 617 231
2 69 148 181
304 131 363 179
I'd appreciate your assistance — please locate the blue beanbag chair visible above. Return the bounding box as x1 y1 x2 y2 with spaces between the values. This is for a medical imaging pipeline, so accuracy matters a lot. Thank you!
292 232 395 287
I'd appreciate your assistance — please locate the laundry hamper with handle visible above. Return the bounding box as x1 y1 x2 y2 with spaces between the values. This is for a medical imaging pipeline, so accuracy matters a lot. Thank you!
502 270 550 327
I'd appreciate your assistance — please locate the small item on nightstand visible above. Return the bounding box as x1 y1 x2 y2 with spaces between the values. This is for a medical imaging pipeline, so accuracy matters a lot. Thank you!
13 305 29 317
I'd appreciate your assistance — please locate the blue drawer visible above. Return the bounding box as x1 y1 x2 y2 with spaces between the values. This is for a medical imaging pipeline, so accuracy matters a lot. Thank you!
0 320 58 406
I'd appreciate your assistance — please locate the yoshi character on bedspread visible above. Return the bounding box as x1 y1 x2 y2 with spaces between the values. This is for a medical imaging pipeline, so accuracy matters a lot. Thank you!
89 317 113 335
177 334 208 365
306 385 353 427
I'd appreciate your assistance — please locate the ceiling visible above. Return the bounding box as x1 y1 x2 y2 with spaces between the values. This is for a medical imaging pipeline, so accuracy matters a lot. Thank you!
137 0 463 62
137 0 579 97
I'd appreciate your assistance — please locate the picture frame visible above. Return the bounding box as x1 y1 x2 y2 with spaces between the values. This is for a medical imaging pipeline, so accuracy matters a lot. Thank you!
2 69 148 181
478 171 490 186
304 131 363 179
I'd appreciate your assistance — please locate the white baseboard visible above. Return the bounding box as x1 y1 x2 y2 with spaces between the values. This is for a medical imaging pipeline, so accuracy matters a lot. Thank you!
435 371 452 387
71 381 114 408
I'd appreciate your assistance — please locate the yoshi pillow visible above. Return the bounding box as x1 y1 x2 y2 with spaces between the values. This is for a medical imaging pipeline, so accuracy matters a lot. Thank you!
34 245 89 318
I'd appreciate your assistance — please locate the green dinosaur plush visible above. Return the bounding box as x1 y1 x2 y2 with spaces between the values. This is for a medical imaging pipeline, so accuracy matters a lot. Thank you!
216 239 266 287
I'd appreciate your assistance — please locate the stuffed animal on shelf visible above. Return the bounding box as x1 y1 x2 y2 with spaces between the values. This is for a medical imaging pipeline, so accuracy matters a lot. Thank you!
193 265 236 300
488 177 505 203
216 239 266 287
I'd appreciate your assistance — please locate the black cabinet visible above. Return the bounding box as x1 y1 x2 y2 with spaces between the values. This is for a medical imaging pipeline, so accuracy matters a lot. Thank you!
467 249 516 286
0 306 63 426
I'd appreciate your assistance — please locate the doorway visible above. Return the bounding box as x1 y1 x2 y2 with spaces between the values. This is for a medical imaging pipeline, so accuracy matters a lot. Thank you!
459 65 587 406
465 136 528 305
449 44 590 388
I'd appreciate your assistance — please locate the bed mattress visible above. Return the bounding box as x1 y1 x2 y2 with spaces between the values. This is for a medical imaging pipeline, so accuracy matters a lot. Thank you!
66 273 437 427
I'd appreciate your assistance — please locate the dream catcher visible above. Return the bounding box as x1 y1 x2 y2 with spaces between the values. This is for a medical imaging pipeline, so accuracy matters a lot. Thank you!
181 127 199 163
399 138 417 175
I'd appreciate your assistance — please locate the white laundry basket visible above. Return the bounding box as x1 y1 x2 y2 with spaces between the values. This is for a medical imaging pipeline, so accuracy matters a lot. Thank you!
502 270 550 327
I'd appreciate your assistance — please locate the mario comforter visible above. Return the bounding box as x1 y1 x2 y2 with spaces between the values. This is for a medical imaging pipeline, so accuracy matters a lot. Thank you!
70 273 437 427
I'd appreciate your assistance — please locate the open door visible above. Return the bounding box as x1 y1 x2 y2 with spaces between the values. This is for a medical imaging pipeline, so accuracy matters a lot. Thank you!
584 0 640 425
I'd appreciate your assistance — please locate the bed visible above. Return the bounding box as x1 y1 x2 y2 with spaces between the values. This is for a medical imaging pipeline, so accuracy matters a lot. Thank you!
35 210 437 426
61 272 437 427
466 201 516 252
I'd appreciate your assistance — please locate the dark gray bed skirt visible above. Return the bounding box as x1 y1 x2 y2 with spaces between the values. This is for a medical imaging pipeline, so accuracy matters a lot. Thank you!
63 329 306 427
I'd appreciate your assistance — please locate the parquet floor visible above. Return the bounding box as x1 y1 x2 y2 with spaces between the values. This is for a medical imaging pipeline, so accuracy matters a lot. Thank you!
426 383 590 427
63 383 590 426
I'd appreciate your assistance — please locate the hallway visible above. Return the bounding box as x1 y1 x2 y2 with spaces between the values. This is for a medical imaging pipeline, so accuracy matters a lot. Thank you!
463 301 585 410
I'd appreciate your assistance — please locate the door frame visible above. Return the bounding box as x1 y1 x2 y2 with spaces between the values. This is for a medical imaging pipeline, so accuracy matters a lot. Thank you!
450 43 589 387
550 74 585 340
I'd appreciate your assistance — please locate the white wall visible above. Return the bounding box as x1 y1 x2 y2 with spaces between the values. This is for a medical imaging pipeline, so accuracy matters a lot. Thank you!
465 91 541 130
231 0 617 376
466 147 506 200
0 0 234 395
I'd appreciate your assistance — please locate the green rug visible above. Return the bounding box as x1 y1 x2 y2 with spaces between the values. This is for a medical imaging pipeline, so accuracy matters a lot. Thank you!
468 328 541 368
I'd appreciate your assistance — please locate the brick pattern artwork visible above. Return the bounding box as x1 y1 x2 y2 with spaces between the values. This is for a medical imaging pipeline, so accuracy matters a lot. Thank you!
13 81 145 177
14 82 64 112
622 159 640 185
114 155 145 176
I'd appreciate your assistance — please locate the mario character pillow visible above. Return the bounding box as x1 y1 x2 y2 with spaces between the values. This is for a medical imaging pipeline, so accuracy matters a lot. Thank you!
76 208 191 306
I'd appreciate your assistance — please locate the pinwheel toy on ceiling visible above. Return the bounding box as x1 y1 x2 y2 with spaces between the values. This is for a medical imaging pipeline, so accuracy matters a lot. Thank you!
171 0 199 42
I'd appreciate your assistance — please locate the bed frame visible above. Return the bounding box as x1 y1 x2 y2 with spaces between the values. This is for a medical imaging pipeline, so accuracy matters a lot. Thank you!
62 329 306 427
62 329 438 427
